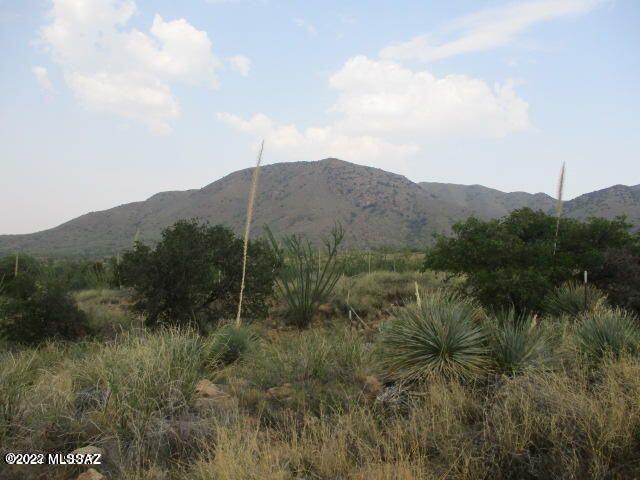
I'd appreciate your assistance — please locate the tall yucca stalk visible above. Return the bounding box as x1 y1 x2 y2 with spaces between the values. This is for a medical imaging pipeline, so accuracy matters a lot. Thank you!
235 140 264 327
552 162 566 257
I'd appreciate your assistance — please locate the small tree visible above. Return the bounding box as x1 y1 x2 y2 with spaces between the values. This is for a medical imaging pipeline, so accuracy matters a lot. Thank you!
120 219 279 331
424 209 639 312
266 224 344 328
0 285 90 344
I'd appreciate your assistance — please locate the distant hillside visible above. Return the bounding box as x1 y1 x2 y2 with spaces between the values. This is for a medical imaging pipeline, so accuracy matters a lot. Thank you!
0 159 469 255
420 182 640 226
419 182 556 219
1 159 637 256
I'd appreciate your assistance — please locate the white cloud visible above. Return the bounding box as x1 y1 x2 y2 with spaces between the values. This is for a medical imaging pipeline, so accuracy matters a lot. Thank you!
328 56 529 139
217 112 418 166
380 0 608 62
228 55 251 76
32 65 55 93
218 56 528 164
293 17 317 35
67 72 180 133
40 0 223 132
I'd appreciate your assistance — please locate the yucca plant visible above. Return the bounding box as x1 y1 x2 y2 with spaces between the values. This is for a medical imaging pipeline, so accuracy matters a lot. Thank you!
575 307 640 361
544 281 607 318
266 224 344 328
379 290 489 380
205 323 258 365
487 309 558 375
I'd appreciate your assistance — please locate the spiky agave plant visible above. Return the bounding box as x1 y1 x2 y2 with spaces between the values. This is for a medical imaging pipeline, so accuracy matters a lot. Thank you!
379 290 489 380
544 281 607 318
487 309 558 375
575 307 640 361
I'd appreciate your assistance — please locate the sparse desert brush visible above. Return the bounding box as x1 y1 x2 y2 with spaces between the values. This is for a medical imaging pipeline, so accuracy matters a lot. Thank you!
333 270 447 318
487 309 559 375
544 280 608 318
379 290 489 381
575 306 640 361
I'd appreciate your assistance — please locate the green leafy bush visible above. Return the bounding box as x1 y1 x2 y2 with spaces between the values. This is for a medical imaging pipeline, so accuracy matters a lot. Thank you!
487 309 558 375
120 219 280 331
424 209 639 312
267 224 344 328
379 290 488 380
544 281 607 318
0 285 90 344
576 307 640 361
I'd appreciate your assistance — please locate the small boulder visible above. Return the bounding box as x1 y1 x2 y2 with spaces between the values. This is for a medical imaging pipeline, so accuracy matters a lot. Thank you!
72 445 105 457
266 383 295 402
194 379 236 411
195 379 226 399
362 375 384 398
76 468 105 480
317 303 334 316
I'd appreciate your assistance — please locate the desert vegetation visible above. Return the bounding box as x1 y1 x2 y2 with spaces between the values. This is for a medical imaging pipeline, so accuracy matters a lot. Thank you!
1 210 640 479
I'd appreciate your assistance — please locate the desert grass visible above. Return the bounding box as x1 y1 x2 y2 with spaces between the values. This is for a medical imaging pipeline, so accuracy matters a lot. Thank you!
2 290 640 479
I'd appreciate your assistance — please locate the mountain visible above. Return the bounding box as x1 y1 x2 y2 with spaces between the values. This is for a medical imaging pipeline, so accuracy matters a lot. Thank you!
1 159 638 256
419 182 640 226
0 159 470 256
418 182 556 220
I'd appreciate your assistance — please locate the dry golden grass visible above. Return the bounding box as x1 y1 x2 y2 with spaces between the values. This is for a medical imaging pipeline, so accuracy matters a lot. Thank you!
2 288 640 479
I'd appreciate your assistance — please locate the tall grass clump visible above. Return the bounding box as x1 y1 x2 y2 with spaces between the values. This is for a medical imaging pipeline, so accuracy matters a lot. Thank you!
575 307 640 361
267 224 344 328
379 290 489 380
544 281 607 318
487 309 558 375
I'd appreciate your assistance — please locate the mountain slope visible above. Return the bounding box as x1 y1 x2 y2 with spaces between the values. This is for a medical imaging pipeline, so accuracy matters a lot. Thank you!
1 159 637 256
0 159 470 255
419 182 556 219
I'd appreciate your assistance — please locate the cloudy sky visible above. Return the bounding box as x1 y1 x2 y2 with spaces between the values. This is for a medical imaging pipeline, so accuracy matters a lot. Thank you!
1 0 639 234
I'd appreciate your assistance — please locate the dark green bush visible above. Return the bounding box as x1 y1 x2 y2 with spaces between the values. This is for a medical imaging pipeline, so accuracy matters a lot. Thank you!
424 209 639 312
0 285 90 344
120 219 280 331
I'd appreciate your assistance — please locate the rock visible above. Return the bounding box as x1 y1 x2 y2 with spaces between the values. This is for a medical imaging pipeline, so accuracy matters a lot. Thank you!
194 379 236 411
266 383 295 402
362 375 384 397
195 379 226 399
317 303 334 316
76 468 105 480
72 445 105 457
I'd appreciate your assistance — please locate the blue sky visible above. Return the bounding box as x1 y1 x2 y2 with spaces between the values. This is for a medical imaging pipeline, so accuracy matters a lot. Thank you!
1 0 639 234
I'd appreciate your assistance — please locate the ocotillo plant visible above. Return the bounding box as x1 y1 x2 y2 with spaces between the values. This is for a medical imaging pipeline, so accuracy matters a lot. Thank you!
266 223 345 328
235 140 264 326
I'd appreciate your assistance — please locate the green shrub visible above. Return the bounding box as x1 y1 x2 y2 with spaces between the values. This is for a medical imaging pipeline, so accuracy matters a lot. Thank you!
206 323 258 365
379 290 489 380
0 285 90 345
487 309 558 375
120 219 280 331
266 224 344 328
424 209 639 312
544 281 607 318
575 307 640 361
